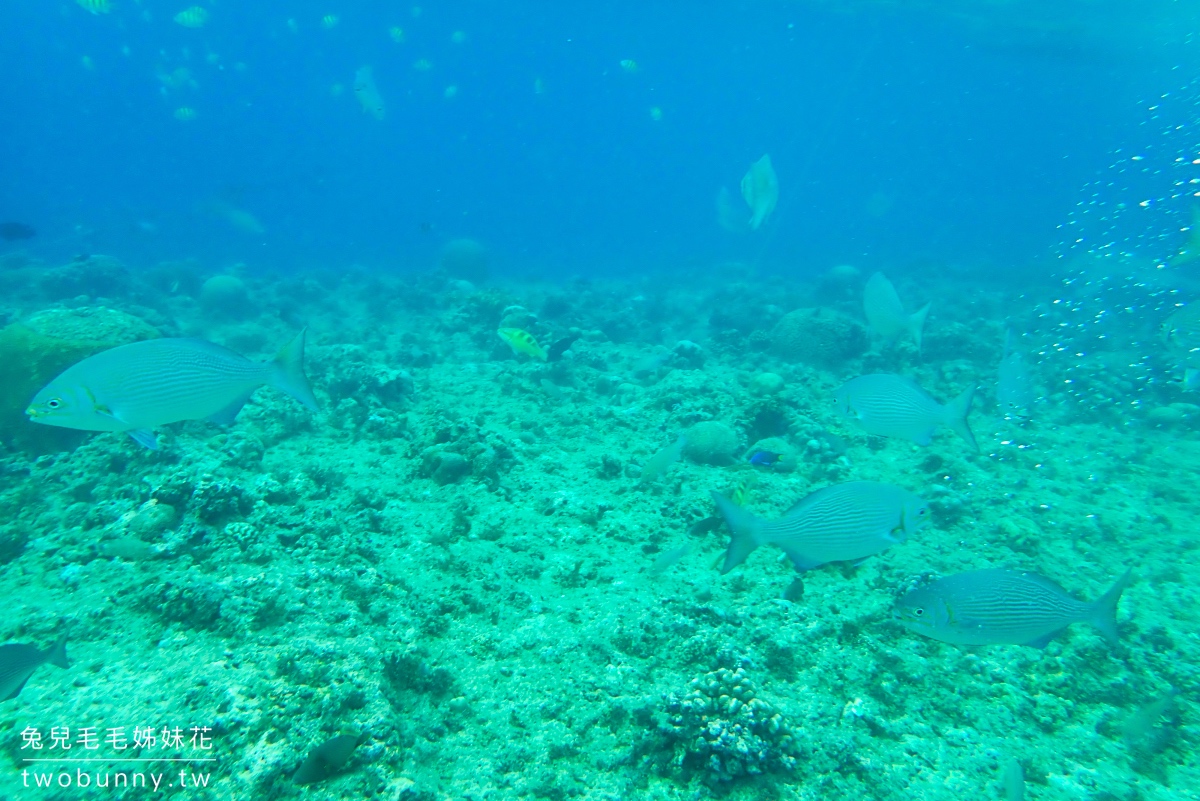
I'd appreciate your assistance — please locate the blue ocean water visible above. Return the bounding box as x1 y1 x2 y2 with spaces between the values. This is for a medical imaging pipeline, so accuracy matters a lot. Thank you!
5 2 1200 799
5 0 1195 276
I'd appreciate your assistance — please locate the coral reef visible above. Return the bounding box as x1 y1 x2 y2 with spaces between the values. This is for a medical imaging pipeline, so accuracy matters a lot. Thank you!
650 666 801 784
682 421 741 465
0 252 1192 801
771 307 867 366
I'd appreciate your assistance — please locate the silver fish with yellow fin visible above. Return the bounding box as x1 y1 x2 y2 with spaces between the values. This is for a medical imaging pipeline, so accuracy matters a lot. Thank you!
26 331 318 449
713 480 929 573
173 6 209 28
835 373 977 451
863 272 930 353
894 568 1132 648
76 0 112 14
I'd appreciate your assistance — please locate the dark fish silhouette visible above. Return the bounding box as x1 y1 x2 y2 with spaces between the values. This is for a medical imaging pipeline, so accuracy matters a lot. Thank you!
293 733 362 785
547 335 579 362
0 223 36 241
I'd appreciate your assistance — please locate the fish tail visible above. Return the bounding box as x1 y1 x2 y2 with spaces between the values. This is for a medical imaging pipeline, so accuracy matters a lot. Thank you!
272 329 319 411
944 385 978 450
48 634 70 669
1090 569 1133 646
909 302 932 354
711 491 763 574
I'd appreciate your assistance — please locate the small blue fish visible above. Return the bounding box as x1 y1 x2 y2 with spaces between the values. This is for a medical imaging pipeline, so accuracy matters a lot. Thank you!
748 450 781 467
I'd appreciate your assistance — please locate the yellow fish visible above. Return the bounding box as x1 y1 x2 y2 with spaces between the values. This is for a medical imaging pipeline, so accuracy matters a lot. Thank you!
389 26 405 43
173 107 197 121
620 59 639 73
77 0 112 14
174 6 209 28
728 474 755 507
321 14 339 29
498 329 546 362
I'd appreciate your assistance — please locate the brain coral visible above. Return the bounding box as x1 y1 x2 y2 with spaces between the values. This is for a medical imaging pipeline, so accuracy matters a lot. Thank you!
683 421 740 465
770 307 866 367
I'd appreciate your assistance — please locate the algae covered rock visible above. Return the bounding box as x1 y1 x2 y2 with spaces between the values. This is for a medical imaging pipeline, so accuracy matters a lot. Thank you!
0 307 159 451
682 421 740 465
770 307 866 367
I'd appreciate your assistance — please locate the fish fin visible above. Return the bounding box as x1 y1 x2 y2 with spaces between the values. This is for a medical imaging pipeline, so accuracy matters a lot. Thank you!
4 676 29 701
711 492 763 574
1090 569 1134 646
206 390 255 425
943 385 978 451
1023 630 1062 649
914 430 934 446
272 329 319 412
780 548 823 572
128 429 159 450
47 635 70 670
909 302 931 354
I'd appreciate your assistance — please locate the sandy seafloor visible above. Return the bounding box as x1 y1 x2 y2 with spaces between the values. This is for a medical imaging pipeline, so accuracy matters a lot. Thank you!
0 252 1197 801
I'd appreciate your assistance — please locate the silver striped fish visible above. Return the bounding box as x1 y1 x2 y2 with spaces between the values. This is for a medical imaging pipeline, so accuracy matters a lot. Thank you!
863 272 930 352
27 330 318 449
835 373 977 450
0 635 69 700
712 480 929 574
894 568 1132 648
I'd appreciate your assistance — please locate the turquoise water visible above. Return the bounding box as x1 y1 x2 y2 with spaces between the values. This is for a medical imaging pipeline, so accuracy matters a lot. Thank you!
3 2 1200 799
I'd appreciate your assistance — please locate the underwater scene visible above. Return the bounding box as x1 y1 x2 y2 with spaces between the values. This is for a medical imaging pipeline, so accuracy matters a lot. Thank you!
6 0 1200 799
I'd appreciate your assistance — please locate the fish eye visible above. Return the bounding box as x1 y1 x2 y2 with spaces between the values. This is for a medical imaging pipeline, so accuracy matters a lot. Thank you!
47 399 62 409
913 607 924 617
